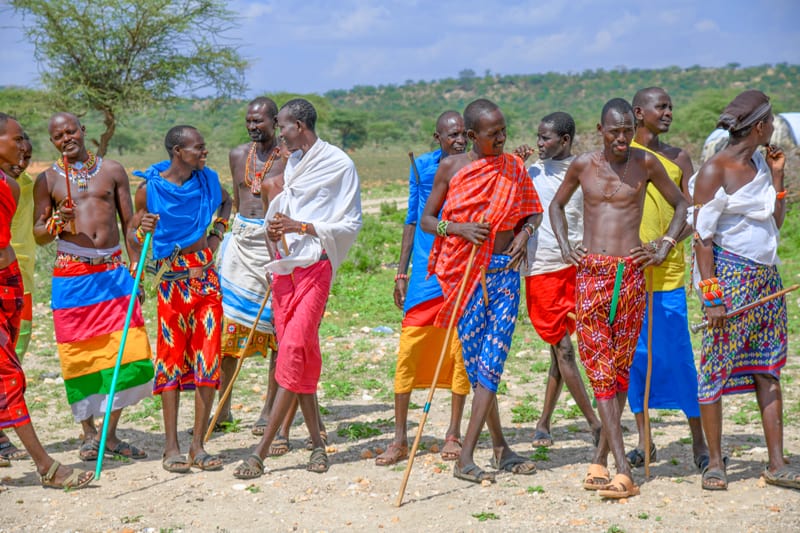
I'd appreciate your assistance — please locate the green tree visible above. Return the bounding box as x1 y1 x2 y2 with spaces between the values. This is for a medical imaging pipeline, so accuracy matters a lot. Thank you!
330 109 369 151
10 0 247 156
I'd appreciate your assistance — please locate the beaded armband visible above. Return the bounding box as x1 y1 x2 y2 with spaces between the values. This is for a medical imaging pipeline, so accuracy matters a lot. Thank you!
698 277 724 307
133 225 146 245
45 210 65 236
436 219 449 237
213 216 230 232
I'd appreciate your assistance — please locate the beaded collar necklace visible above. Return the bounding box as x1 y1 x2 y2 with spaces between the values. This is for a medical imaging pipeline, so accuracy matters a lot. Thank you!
244 143 280 195
55 151 102 192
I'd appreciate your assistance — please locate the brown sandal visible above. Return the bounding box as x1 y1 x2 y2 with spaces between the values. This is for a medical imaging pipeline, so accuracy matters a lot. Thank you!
375 443 409 466
598 473 640 499
441 435 462 461
583 463 610 490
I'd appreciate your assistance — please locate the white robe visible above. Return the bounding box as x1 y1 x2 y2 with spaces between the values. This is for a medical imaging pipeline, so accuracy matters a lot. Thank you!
264 138 362 277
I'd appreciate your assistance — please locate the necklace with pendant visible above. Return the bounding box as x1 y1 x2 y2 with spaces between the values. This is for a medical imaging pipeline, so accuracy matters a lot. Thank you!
598 151 630 200
244 143 279 195
56 152 101 192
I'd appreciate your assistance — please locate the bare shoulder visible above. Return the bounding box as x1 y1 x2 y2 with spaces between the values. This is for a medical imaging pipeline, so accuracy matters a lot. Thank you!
568 151 595 176
437 153 470 182
229 143 249 160
695 153 726 185
101 158 130 180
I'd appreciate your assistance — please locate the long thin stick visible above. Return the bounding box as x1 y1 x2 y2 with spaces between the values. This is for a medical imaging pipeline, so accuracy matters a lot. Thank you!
95 231 152 479
408 151 421 185
204 277 273 443
643 268 654 479
690 284 799 333
395 217 485 507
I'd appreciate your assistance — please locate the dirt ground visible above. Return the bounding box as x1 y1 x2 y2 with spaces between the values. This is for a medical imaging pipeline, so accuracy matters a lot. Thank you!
1 320 799 533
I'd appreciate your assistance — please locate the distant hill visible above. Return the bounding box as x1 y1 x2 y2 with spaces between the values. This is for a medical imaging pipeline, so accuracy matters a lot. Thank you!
2 63 798 167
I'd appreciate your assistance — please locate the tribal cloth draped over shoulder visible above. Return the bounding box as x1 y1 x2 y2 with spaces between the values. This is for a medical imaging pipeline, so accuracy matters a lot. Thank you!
428 153 541 328
133 161 222 260
0 171 15 248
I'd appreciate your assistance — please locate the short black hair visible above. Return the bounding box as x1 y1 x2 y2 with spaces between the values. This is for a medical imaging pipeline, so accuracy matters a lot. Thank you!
0 112 14 134
280 98 317 131
463 99 500 131
600 98 634 124
631 87 665 109
541 111 575 139
249 96 279 118
164 125 199 157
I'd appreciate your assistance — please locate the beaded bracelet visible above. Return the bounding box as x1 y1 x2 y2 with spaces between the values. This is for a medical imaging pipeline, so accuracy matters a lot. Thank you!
133 225 146 245
776 190 787 200
45 211 65 236
394 273 409 282
208 228 225 241
662 235 677 248
300 222 308 235
698 277 724 307
213 216 230 232
436 219 449 237
522 222 536 237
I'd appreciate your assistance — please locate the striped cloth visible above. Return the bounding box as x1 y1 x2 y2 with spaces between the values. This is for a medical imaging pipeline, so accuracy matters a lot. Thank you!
52 250 154 421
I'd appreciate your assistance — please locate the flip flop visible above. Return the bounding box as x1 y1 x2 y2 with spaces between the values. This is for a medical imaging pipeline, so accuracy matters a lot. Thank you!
79 438 99 461
489 452 537 475
105 440 147 460
190 451 223 471
268 435 292 456
234 454 265 480
598 473 640 499
0 438 29 461
625 443 657 468
701 466 728 491
441 435 462 461
251 418 268 436
305 430 328 451
40 460 93 490
162 454 191 474
307 447 329 473
763 465 800 490
453 463 495 484
531 429 553 448
583 463 610 491
375 442 409 466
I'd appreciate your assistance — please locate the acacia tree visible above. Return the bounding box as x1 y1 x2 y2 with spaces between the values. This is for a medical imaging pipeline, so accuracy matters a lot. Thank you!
11 0 247 156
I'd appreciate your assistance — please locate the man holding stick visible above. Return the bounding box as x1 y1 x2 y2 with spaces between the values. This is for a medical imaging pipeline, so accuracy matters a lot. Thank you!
376 111 470 466
625 87 708 471
33 112 153 463
421 99 541 484
0 112 93 489
233 99 362 479
550 98 687 498
133 125 232 473
691 90 798 490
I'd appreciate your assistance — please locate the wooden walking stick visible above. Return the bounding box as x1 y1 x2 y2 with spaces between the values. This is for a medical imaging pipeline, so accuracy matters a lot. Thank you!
689 284 799 333
395 216 485 507
643 267 655 479
95 231 152 479
408 151 421 185
205 275 273 443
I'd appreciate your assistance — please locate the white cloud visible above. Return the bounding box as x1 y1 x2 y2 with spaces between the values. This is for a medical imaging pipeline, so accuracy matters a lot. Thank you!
694 19 719 32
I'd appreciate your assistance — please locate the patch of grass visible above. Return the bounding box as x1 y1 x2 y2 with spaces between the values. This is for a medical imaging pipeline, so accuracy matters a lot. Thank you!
607 526 624 533
322 379 356 400
319 405 331 416
336 421 383 441
496 381 508 395
472 512 499 522
245 484 261 494
125 396 162 422
526 485 544 494
679 436 693 445
732 410 751 425
637 512 649 520
530 360 549 373
531 447 550 462
510 393 540 424
670 458 679 466
554 404 582 420
121 515 143 524
408 402 421 410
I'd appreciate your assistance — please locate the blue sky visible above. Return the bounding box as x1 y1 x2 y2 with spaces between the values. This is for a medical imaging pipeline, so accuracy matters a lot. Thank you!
1 0 798 95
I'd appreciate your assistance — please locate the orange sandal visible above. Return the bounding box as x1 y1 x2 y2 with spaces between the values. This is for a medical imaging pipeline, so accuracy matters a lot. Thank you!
583 463 610 491
598 473 640 499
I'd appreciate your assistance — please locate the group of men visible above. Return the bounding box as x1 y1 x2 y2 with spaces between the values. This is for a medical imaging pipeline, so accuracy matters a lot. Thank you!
0 87 797 497
0 97 361 488
383 88 797 497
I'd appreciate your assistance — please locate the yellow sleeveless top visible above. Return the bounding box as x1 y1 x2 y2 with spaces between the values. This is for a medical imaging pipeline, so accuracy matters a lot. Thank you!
632 140 685 291
10 171 35 294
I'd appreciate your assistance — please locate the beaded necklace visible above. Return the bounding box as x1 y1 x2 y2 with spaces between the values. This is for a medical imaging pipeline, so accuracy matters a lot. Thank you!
55 151 102 192
244 143 280 195
598 150 630 200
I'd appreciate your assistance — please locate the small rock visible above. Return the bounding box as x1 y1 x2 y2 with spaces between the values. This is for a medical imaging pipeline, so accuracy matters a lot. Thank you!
360 449 374 459
232 483 248 491
429 444 439 453
480 479 492 487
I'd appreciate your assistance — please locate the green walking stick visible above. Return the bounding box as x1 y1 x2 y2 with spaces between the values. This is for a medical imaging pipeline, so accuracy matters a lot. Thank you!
95 231 152 479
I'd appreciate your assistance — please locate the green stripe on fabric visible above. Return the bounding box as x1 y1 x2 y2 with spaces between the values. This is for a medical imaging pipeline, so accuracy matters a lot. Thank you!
64 360 154 405
608 260 625 325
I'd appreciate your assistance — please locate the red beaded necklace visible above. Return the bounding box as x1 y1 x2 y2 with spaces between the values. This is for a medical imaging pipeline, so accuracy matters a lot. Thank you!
244 143 279 195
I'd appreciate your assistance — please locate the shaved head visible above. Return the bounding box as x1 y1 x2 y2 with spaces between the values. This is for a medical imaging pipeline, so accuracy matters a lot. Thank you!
48 112 81 134
248 96 279 119
464 99 500 131
632 87 666 109
436 110 461 132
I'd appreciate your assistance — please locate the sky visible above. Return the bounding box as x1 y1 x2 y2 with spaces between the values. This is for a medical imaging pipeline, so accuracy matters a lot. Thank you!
1 0 798 96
